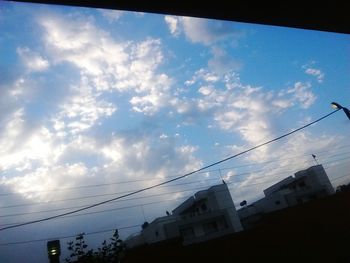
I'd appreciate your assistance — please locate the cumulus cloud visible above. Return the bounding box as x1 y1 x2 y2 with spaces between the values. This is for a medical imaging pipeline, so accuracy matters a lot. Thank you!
164 15 181 36
99 9 125 23
16 47 49 72
40 14 172 115
287 82 316 109
179 67 319 165
303 65 325 83
53 77 117 135
165 16 240 45
1 126 202 203
1 12 203 206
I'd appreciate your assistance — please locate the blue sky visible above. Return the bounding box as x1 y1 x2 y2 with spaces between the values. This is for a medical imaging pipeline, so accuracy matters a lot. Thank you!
0 2 349 262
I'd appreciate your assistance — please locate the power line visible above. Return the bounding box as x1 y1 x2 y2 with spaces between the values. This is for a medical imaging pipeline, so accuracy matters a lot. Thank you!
1 172 349 246
0 167 324 218
1 170 348 226
0 156 348 224
0 224 141 246
0 159 315 209
0 109 342 231
1 143 349 197
0 175 314 226
2 153 349 211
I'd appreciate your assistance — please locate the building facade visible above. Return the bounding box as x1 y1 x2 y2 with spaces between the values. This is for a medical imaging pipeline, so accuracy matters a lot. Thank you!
126 183 242 248
238 164 334 228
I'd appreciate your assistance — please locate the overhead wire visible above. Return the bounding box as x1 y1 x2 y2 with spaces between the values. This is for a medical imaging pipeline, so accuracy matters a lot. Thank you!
0 109 343 231
1 153 349 211
0 224 141 246
0 172 349 246
1 165 349 228
1 142 349 197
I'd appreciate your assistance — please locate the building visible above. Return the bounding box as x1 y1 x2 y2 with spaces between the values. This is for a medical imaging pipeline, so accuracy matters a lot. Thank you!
238 164 334 229
126 183 242 248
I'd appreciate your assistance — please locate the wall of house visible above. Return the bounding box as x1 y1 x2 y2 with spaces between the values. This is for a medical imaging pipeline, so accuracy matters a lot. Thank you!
238 165 335 230
127 183 243 248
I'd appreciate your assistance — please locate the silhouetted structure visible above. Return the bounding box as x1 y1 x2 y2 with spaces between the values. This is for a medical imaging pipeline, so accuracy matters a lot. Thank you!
123 191 350 263
126 183 242 247
238 164 334 229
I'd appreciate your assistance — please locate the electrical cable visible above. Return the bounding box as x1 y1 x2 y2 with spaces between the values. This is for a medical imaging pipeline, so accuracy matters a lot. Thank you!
0 109 342 231
0 172 348 246
1 143 349 197
0 224 141 246
1 152 349 210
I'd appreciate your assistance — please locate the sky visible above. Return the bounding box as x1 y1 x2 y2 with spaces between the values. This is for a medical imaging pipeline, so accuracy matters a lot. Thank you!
0 1 349 262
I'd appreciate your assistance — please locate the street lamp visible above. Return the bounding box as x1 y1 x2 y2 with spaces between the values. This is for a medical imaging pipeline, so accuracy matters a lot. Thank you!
331 102 350 120
47 240 61 263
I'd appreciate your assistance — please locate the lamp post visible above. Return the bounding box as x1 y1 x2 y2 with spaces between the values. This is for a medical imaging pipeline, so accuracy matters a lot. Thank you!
47 240 61 263
331 102 350 120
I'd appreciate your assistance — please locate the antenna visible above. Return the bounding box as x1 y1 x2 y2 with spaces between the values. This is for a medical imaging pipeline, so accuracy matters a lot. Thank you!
218 169 226 184
312 154 319 164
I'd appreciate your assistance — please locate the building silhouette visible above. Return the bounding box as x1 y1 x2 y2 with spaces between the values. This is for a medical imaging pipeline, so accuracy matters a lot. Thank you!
238 164 334 228
126 183 242 248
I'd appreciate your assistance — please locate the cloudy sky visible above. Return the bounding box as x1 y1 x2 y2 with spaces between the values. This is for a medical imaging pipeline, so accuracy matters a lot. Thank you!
0 2 349 262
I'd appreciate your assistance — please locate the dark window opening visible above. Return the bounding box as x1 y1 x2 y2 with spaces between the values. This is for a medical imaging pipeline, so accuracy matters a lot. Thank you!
275 200 280 205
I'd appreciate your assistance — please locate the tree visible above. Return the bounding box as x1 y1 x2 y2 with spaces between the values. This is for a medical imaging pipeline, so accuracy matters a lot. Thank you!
65 230 125 263
336 184 350 193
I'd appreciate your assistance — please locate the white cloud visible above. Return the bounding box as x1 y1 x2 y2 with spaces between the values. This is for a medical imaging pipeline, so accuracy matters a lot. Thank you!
165 16 240 45
271 99 294 109
0 111 66 177
99 9 125 23
164 15 181 36
1 163 88 200
54 76 117 134
179 69 307 157
39 14 129 77
40 14 172 116
17 47 49 72
302 63 325 83
287 82 316 109
305 67 325 83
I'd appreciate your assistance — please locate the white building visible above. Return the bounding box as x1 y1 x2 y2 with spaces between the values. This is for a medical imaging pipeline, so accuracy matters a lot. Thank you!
238 164 334 228
126 183 242 248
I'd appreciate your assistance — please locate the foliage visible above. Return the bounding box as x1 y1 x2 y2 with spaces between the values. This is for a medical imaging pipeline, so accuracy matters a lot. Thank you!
65 230 125 263
336 183 350 193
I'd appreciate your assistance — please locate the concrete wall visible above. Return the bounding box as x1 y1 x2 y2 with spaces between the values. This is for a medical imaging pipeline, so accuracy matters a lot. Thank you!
142 216 178 244
127 183 242 248
238 165 334 229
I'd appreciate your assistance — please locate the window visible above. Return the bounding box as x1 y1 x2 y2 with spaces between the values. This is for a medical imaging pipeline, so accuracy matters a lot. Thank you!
275 200 280 205
201 203 207 212
155 231 159 237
